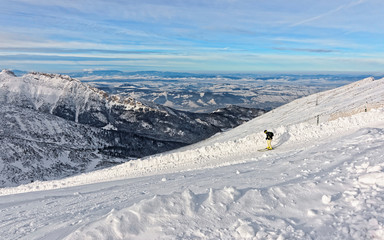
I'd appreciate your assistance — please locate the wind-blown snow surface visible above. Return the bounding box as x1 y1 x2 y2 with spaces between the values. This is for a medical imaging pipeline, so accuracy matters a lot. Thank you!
1 77 384 239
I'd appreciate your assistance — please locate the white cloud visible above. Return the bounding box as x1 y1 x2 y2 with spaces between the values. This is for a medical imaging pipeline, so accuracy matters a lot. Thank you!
1 0 383 72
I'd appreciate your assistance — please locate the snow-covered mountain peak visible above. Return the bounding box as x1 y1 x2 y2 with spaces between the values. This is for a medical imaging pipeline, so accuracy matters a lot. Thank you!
27 71 79 82
0 69 16 77
0 70 167 117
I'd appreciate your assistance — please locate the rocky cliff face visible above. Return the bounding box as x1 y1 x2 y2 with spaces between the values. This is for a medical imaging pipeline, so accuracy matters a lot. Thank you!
0 71 212 142
0 70 265 187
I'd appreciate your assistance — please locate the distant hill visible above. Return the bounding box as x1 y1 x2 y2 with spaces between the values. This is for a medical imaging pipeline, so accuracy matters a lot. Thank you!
70 70 361 112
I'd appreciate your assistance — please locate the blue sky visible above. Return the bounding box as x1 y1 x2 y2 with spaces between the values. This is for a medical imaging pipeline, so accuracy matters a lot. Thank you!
0 0 383 73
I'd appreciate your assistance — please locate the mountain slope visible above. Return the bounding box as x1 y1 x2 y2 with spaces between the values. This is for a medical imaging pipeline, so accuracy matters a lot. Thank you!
0 104 188 187
0 70 265 145
0 70 265 187
195 76 384 147
1 76 383 191
0 104 121 186
0 70 216 144
1 76 383 240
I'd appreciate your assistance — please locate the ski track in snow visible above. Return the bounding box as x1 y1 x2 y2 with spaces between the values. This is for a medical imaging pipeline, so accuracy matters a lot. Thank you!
0 76 384 239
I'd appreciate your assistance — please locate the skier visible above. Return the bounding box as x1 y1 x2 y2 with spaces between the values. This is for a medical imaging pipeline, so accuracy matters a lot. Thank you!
264 130 274 150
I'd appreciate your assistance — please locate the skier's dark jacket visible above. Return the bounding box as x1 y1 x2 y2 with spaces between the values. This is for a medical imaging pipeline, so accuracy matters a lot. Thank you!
265 131 274 140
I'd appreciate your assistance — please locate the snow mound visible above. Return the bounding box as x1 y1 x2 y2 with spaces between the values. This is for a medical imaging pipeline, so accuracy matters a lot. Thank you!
66 150 384 239
66 187 307 239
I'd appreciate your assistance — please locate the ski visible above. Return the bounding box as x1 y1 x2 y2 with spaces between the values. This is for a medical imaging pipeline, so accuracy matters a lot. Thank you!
258 148 273 152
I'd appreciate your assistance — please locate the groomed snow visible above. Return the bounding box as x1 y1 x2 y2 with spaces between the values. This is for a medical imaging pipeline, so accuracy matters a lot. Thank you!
0 77 384 239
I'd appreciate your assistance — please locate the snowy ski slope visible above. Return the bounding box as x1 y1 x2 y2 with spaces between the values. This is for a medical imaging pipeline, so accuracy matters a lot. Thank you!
0 77 384 239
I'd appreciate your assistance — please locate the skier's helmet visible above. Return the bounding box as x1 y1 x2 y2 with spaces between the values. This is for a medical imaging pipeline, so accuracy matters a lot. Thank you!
264 130 267 133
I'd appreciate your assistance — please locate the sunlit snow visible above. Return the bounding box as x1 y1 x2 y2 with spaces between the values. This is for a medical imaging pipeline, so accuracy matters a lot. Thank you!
1 76 384 239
